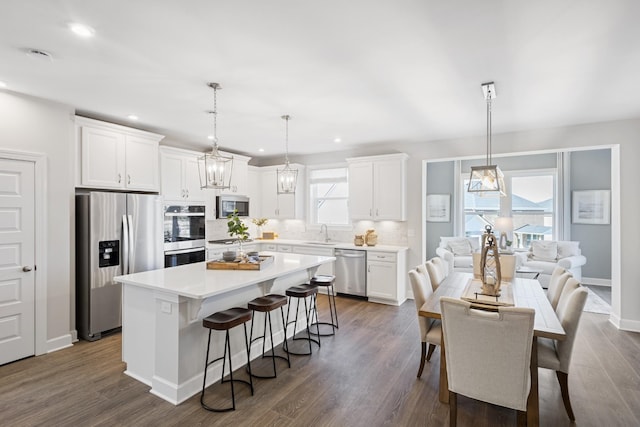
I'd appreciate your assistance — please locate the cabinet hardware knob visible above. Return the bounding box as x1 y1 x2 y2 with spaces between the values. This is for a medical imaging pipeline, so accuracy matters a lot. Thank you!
117 173 122 183
23 266 33 272
127 174 131 184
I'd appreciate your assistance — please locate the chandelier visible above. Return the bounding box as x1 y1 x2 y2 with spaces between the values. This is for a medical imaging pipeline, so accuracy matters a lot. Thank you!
467 82 506 197
277 114 298 194
198 82 233 190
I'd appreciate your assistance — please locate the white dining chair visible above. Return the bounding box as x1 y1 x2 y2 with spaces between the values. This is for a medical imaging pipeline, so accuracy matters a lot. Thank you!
440 297 535 427
537 285 588 421
547 269 572 310
425 258 446 291
408 269 441 378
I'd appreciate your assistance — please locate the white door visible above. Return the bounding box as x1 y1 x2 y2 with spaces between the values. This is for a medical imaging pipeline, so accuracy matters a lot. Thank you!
0 159 35 365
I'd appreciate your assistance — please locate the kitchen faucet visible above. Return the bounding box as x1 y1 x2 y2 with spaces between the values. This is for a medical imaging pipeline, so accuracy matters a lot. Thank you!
320 224 329 242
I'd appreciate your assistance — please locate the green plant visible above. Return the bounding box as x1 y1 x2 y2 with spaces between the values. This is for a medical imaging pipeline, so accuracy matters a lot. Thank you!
227 210 250 241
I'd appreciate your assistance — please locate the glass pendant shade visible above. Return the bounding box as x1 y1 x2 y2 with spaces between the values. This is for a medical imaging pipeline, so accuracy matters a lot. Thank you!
277 114 298 194
277 162 298 194
468 164 506 197
198 82 234 190
198 146 233 189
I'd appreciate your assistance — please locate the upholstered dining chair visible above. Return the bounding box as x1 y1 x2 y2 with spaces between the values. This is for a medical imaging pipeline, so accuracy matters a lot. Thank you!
555 277 581 316
440 297 535 427
546 268 573 310
537 285 588 421
408 269 441 378
425 258 447 291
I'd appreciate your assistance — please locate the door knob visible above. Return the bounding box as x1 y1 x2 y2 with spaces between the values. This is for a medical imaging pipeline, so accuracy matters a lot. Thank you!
23 266 33 272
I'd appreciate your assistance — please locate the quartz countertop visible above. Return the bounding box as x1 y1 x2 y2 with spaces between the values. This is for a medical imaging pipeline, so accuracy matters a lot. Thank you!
114 252 334 299
207 238 408 253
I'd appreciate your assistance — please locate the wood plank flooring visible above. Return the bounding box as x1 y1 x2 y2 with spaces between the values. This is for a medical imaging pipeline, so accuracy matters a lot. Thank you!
1 296 639 426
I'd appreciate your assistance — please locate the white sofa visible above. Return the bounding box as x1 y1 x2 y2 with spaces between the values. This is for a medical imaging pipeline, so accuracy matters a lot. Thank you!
515 240 587 287
435 236 481 274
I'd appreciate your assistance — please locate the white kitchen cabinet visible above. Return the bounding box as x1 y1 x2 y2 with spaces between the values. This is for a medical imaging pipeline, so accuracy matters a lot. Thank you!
347 153 408 221
366 250 407 306
75 116 163 191
246 166 262 218
160 147 207 203
220 154 250 196
258 165 305 219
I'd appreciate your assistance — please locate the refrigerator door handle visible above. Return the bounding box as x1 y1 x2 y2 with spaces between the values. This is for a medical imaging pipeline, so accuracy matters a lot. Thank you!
127 214 134 274
122 215 129 275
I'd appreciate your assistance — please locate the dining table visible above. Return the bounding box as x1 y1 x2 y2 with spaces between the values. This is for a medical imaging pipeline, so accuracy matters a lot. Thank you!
419 272 565 427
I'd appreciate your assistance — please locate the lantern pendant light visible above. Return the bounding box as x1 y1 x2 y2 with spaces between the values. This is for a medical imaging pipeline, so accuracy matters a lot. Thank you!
198 82 233 190
277 114 298 194
468 82 506 197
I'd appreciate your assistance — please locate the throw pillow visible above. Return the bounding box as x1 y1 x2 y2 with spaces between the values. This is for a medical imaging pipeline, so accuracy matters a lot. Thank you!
557 241 580 258
448 239 472 256
531 241 558 262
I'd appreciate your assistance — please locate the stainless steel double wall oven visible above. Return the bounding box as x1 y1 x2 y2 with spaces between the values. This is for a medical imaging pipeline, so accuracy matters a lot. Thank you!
163 204 206 267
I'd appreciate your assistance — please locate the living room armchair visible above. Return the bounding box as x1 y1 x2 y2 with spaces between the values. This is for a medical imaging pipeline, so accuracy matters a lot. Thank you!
435 236 481 274
515 241 587 287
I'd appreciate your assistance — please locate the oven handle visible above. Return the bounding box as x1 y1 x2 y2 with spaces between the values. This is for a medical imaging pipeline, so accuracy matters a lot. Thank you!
164 247 206 255
163 212 205 217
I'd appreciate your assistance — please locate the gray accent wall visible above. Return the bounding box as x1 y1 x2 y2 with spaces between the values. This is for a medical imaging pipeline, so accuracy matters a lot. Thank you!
570 149 612 280
426 161 455 260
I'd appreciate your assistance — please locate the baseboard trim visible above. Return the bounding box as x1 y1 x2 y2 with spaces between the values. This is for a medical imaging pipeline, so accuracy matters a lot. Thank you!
47 334 73 353
609 313 640 333
582 277 611 287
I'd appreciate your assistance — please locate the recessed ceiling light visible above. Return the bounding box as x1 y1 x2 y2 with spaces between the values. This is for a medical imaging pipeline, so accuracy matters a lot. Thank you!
68 23 95 38
258 148 265 153
127 115 138 121
0 81 6 88
334 138 342 143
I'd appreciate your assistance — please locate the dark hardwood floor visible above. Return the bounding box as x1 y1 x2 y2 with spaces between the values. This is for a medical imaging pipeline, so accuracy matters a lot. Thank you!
1 296 639 426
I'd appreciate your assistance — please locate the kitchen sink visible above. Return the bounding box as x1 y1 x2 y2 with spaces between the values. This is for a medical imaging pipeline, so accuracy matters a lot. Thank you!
303 241 337 246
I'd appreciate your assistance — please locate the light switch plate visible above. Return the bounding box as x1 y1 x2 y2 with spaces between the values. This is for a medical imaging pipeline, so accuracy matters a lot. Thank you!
161 302 172 314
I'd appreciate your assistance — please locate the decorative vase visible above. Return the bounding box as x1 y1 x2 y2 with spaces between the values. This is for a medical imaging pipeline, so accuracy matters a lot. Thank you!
354 235 364 246
365 229 378 246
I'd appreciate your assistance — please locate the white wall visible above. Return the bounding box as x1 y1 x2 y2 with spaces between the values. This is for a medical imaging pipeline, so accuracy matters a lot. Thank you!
0 91 75 350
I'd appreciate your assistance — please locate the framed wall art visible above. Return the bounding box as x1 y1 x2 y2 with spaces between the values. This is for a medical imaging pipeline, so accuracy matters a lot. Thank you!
426 194 450 222
572 190 610 224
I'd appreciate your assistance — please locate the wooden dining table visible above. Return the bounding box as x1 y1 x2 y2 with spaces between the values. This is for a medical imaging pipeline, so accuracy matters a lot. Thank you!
419 272 566 427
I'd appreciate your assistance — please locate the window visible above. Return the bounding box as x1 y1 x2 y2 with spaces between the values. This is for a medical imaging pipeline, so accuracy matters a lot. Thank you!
462 170 556 248
308 167 349 226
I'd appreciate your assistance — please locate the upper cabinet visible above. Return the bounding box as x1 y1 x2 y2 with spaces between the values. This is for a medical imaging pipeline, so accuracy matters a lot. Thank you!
347 153 408 221
159 147 207 203
258 164 305 219
220 155 250 196
75 116 164 192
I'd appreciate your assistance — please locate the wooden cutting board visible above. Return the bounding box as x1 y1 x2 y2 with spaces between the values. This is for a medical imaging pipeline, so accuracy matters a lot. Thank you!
206 255 274 270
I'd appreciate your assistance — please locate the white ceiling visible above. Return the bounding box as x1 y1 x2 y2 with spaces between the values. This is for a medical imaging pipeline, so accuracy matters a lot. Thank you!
1 1 639 158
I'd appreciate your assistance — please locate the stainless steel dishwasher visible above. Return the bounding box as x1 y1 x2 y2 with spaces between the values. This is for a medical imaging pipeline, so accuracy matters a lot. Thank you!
334 248 367 297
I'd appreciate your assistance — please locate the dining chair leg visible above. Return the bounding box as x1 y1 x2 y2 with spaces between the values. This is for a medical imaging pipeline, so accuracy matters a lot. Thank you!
449 391 457 427
556 371 575 421
516 410 527 427
417 342 426 378
426 343 436 362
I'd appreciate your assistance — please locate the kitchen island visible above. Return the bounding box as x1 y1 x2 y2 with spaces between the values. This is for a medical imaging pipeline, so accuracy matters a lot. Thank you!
114 252 334 404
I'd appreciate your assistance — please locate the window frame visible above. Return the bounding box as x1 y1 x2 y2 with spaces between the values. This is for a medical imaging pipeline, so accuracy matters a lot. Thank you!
306 163 352 230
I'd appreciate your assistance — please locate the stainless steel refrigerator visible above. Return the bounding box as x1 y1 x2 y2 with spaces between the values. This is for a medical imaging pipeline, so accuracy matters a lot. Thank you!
76 192 163 341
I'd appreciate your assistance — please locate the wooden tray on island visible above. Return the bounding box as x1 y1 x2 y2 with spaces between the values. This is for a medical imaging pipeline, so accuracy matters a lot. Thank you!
206 255 274 270
460 278 514 311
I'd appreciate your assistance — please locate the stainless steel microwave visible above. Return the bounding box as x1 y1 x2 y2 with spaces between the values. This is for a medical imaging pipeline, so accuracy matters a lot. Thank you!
216 195 250 218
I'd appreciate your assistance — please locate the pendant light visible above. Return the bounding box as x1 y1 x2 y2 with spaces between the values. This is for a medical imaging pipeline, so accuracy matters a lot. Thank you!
277 114 298 194
198 82 233 190
468 82 506 197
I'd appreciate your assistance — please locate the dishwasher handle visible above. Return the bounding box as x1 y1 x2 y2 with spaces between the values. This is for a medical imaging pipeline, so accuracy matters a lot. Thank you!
335 251 366 258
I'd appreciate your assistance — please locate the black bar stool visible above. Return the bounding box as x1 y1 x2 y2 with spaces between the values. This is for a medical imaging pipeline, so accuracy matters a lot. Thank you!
247 294 290 378
200 307 254 412
284 284 320 355
308 274 339 336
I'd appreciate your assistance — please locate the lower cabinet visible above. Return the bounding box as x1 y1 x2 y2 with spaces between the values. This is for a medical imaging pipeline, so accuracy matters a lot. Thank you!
366 250 407 306
292 245 335 277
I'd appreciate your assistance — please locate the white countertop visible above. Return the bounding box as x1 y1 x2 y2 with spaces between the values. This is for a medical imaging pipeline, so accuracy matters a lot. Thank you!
207 238 408 253
114 252 334 299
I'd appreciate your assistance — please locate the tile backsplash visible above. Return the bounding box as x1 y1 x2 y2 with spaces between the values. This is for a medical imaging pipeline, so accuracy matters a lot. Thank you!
206 219 409 246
